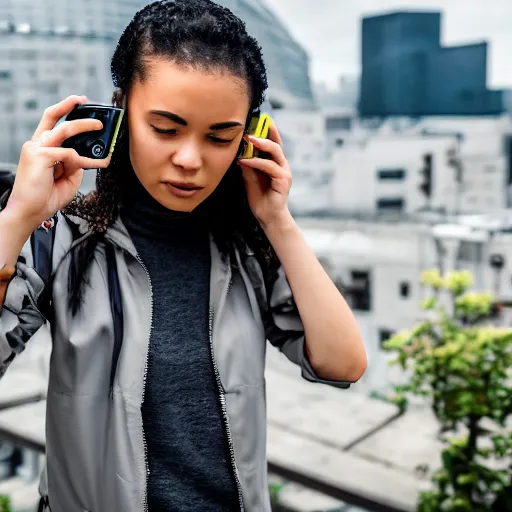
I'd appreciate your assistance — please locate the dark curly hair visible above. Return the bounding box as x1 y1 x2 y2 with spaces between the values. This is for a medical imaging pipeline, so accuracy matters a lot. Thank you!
64 0 279 313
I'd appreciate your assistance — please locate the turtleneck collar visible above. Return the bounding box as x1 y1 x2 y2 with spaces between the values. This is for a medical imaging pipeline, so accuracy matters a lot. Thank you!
120 167 210 240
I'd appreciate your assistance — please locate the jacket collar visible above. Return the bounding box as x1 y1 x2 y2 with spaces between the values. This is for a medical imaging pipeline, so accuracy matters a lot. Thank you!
104 215 233 320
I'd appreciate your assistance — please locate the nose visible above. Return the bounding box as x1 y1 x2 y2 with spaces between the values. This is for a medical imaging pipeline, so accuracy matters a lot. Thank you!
171 137 202 172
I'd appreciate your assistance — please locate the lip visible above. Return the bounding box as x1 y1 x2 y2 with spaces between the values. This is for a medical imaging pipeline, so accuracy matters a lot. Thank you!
163 181 204 198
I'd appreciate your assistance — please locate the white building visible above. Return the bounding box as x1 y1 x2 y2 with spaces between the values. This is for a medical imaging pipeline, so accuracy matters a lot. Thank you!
273 109 333 213
297 213 512 393
272 108 512 217
411 116 512 210
331 133 462 216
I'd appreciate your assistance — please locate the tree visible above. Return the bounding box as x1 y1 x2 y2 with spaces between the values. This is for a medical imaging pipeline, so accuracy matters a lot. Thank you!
383 269 512 511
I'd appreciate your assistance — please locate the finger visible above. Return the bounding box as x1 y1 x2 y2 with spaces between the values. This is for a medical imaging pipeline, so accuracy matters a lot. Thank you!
268 119 283 146
244 135 286 167
241 166 268 188
35 147 111 171
32 95 88 141
238 156 290 181
39 119 103 147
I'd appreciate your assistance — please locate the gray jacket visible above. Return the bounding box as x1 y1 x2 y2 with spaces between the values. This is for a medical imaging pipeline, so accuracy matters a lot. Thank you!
0 213 350 512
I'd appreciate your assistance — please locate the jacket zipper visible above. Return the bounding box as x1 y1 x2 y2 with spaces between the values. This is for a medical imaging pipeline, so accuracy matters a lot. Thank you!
136 252 243 511
208 303 245 512
136 254 153 512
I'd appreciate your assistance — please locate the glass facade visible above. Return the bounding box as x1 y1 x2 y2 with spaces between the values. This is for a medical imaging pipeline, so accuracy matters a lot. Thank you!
0 0 146 39
215 0 315 109
360 11 505 117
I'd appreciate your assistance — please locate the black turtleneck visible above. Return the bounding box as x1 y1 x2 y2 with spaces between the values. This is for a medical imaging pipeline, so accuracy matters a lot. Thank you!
120 171 239 512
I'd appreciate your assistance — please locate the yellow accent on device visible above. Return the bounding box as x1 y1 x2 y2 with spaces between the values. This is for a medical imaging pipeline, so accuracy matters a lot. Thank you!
240 113 272 159
109 109 124 156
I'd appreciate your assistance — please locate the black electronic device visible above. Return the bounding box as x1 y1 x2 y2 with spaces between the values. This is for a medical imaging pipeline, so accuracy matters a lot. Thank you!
61 104 124 160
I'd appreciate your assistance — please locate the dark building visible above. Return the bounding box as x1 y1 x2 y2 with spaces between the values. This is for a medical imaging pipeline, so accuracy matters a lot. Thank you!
360 11 505 117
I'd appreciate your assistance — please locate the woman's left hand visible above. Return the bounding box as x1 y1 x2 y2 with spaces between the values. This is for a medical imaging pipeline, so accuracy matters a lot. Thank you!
238 121 292 230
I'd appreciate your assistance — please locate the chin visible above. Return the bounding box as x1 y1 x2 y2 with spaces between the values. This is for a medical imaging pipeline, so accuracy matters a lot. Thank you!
156 192 205 213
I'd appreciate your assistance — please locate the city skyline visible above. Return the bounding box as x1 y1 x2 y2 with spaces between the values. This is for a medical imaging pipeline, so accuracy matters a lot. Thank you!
269 0 512 89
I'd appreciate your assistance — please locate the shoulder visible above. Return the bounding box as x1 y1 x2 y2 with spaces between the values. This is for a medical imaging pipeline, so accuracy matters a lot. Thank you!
29 212 94 272
235 243 281 297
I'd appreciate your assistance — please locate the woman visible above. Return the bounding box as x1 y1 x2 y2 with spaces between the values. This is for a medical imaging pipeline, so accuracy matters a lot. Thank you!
0 1 366 511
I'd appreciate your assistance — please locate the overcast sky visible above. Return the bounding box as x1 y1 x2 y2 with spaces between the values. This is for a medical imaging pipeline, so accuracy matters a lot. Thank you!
267 0 512 89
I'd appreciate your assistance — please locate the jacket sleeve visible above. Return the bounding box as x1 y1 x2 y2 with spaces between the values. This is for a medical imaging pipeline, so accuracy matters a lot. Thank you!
0 260 48 377
0 213 72 378
265 265 351 389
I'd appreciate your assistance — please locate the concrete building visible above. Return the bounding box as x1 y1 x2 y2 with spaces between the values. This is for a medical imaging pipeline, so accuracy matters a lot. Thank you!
273 109 334 213
298 212 512 394
0 32 113 163
0 0 143 37
273 108 512 218
0 0 147 164
331 133 462 216
314 76 359 110
360 11 506 117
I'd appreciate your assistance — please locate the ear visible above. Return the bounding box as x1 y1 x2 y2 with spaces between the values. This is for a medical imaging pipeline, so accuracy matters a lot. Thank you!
112 88 127 109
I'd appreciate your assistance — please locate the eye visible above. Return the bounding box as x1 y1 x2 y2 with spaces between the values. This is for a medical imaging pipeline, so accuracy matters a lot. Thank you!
208 135 232 144
151 126 177 135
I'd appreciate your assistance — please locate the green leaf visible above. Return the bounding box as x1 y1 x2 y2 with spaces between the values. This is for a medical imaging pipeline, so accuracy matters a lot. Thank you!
457 473 478 485
445 270 473 297
420 269 444 289
449 497 472 510
421 297 438 310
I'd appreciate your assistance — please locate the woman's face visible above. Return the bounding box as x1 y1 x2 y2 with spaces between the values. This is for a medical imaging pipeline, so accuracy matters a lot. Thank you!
127 57 251 211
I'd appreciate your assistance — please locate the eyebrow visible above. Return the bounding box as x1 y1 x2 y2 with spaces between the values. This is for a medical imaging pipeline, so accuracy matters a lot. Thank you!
150 110 243 130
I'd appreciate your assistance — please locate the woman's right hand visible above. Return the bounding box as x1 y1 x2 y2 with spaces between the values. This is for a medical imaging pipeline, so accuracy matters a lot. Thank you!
5 95 111 230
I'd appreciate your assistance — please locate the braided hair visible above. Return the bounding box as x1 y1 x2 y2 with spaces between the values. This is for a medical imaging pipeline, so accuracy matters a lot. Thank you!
64 0 278 313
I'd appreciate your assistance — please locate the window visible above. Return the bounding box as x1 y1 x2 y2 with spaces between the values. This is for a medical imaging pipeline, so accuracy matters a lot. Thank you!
376 197 405 212
379 329 394 349
326 117 351 131
24 100 38 110
457 241 482 264
377 168 406 181
399 282 410 298
349 270 371 312
0 71 10 80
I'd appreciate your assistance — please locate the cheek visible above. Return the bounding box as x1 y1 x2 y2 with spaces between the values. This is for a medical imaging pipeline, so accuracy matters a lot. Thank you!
207 147 239 184
129 125 166 170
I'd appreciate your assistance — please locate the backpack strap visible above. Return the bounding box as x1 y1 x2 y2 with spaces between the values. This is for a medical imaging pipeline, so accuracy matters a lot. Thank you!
105 243 124 395
31 216 58 287
30 216 58 320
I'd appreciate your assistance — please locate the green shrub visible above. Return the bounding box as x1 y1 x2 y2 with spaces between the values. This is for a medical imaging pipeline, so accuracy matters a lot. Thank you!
384 270 512 511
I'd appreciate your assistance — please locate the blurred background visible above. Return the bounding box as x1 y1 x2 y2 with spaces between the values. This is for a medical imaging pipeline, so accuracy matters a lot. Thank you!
0 1 511 511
